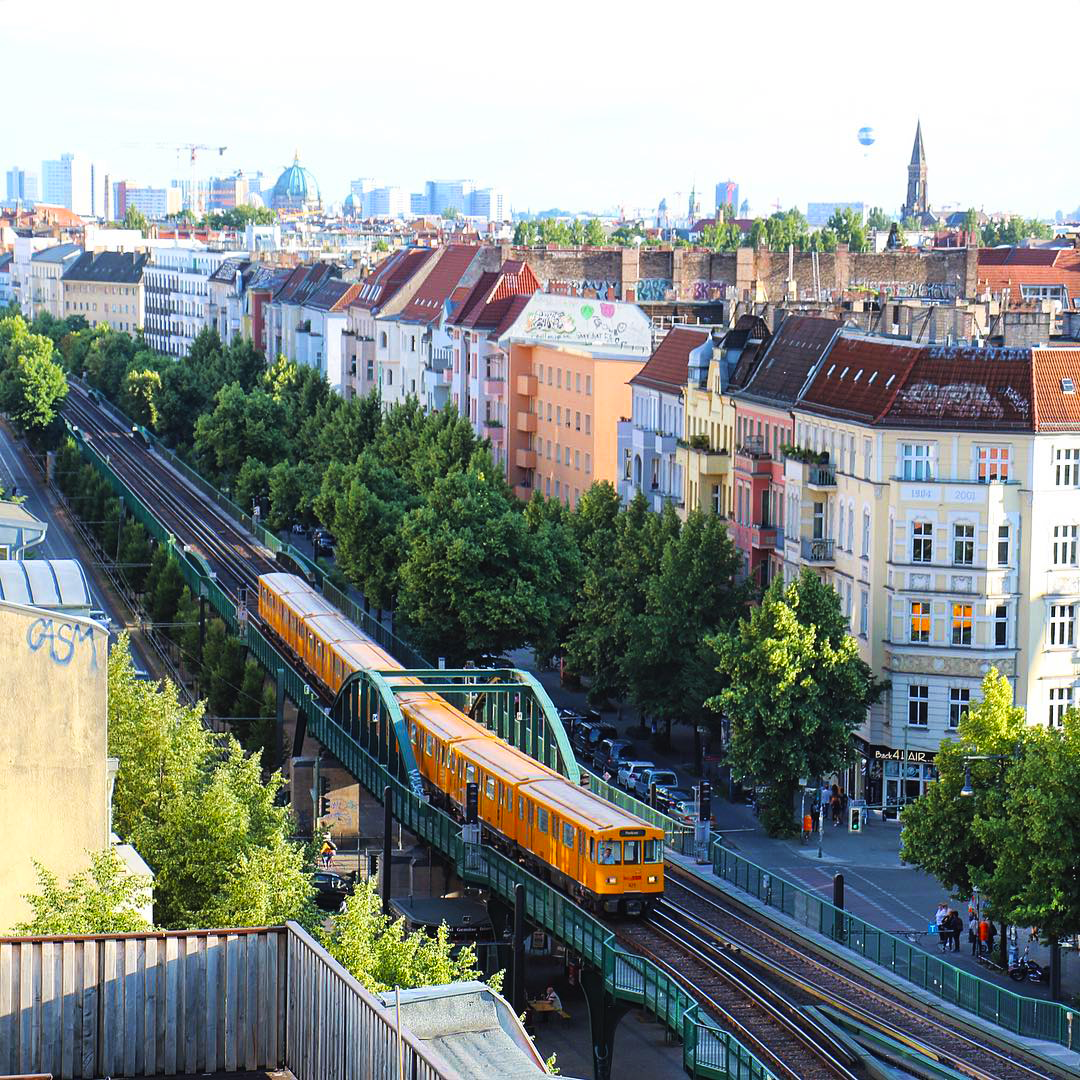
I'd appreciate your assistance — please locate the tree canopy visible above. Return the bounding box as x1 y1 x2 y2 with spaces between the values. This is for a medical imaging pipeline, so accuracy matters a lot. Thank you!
707 570 885 835
901 668 1080 942
0 313 69 447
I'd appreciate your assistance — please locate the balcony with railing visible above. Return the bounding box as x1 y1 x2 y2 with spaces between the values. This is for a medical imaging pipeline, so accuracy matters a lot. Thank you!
801 537 835 563
482 375 505 397
751 524 779 550
807 463 836 488
735 434 773 475
431 345 453 371
515 410 537 433
516 373 538 397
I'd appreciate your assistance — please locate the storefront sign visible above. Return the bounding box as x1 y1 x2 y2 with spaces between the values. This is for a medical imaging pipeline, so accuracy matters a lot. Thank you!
872 746 937 764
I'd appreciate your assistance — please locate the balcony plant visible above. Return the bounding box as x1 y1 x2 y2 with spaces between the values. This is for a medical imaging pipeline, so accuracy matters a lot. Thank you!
780 443 829 465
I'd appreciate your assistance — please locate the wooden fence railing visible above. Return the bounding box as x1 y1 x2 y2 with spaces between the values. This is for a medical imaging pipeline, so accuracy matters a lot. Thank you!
0 924 459 1079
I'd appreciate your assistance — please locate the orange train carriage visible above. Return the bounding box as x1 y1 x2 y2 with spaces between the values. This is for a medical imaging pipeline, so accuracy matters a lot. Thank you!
258 572 664 914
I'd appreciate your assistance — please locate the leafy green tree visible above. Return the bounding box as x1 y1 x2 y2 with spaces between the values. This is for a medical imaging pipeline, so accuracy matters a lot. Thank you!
149 556 185 628
107 640 314 929
324 878 500 994
122 367 162 428
866 206 891 230
514 220 538 245
193 382 288 483
13 848 153 935
900 668 1034 919
117 520 152 592
234 455 271 514
584 219 606 246
173 585 203 669
396 454 560 664
0 319 68 442
122 205 149 233
522 492 583 665
623 510 746 745
201 619 246 721
707 570 885 835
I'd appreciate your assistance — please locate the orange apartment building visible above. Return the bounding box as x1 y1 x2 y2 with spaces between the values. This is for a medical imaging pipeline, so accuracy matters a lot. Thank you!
498 294 654 504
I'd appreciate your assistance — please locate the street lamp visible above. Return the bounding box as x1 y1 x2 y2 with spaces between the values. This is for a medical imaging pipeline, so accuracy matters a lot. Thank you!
958 753 1013 797
960 765 974 797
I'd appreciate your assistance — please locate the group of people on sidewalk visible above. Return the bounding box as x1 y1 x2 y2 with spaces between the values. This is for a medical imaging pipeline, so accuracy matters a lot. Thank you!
935 902 997 956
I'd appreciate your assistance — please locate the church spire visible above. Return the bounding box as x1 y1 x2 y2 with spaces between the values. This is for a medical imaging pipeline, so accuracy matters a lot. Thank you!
903 120 928 220
910 120 926 167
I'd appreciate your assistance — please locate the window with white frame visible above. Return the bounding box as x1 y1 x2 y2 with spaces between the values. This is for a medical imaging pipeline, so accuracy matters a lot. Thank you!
838 505 846 549
861 510 871 557
948 688 970 729
812 501 825 540
976 445 1010 483
953 522 975 566
1053 525 1078 567
997 524 1010 567
909 601 930 643
847 505 854 552
1049 603 1076 647
911 521 933 563
994 604 1009 647
859 590 868 637
908 684 929 726
901 442 933 481
951 603 973 646
1049 686 1073 727
1055 448 1080 487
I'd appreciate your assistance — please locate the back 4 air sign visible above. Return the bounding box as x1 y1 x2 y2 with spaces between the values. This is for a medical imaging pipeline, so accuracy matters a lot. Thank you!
503 294 653 356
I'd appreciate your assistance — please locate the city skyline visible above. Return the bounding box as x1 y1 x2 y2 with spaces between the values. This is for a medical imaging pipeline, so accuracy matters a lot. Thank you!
3 0 1077 219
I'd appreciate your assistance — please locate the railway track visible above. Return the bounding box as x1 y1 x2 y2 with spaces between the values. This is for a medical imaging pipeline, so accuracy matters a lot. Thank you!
663 866 1073 1080
64 383 275 605
616 907 862 1079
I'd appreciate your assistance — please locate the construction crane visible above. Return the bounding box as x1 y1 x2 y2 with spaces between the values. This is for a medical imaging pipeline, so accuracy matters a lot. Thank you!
173 143 228 216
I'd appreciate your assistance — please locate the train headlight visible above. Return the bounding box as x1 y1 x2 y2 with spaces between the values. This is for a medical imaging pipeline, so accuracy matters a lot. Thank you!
606 876 617 885
647 875 658 884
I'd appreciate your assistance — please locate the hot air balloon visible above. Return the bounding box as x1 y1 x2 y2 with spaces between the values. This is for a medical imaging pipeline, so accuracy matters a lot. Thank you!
857 126 875 147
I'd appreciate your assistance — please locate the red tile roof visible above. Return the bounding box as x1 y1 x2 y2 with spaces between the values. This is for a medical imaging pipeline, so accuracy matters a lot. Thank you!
738 315 842 406
307 279 361 312
1032 349 1080 431
397 244 479 325
352 248 436 312
630 327 708 393
447 260 540 333
977 247 1080 300
798 337 921 423
274 263 335 305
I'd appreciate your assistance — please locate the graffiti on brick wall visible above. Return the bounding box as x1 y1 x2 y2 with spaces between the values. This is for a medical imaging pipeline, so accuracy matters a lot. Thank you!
546 279 619 300
850 280 960 300
691 280 730 301
636 278 672 302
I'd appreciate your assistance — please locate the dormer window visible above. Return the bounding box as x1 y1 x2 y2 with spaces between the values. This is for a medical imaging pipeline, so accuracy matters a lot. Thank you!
1063 378 1075 394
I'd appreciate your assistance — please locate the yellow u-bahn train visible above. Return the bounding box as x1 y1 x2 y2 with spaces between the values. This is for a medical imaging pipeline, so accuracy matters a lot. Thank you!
258 572 664 914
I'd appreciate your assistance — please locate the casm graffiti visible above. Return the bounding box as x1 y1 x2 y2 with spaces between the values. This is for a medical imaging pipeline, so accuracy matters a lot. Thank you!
26 616 98 669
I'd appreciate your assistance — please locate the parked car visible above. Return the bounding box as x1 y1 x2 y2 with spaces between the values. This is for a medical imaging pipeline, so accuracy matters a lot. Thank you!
634 768 679 801
312 870 354 913
570 717 613 756
592 738 637 777
477 653 513 669
655 787 697 824
617 760 655 791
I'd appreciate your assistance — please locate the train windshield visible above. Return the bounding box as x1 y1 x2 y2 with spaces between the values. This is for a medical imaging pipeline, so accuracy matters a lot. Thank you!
622 840 640 864
598 840 621 865
644 839 663 863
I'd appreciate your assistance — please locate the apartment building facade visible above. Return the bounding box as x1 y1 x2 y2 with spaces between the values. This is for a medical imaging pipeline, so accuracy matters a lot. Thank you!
501 293 653 505
144 243 233 356
62 251 147 333
22 243 82 319
784 335 1080 811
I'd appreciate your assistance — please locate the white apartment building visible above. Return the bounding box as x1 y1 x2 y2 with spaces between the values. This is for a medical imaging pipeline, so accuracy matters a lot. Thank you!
143 243 232 356
41 154 93 216
617 328 701 510
783 333 1080 812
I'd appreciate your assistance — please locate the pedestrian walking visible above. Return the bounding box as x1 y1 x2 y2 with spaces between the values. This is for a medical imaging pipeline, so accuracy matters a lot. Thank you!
936 903 949 951
948 910 963 954
968 914 979 955
320 837 337 869
830 785 841 826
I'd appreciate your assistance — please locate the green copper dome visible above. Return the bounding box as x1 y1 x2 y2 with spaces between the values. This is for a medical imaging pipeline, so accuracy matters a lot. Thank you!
271 152 320 209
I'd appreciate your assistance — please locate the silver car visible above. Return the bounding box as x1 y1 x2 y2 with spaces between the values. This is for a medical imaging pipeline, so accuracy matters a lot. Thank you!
618 760 655 791
634 768 678 801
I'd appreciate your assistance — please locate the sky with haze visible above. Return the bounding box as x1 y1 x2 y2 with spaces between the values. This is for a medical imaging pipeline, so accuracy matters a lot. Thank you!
3 0 1076 219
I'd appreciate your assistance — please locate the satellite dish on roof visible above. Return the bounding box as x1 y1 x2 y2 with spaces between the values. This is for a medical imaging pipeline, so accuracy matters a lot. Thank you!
857 126 875 147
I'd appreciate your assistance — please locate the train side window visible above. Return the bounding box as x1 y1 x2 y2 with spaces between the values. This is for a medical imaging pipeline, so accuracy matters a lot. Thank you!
579 830 585 855
537 807 548 833
527 801 533 825
598 840 621 865
465 763 474 784
623 840 640 864
644 839 663 863
507 787 513 811
518 796 525 820
563 822 574 849
589 837 595 861
426 734 434 756
485 777 495 801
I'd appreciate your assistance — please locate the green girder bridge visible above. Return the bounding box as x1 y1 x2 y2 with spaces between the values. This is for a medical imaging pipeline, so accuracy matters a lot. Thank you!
67 421 770 1080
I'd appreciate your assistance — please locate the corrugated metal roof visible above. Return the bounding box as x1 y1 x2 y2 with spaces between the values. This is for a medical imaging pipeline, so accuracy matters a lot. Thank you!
377 983 557 1080
0 559 91 609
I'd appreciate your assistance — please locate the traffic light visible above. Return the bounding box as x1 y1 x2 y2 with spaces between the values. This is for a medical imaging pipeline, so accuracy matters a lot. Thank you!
698 781 711 823
850 806 860 832
465 782 479 825
319 795 331 817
